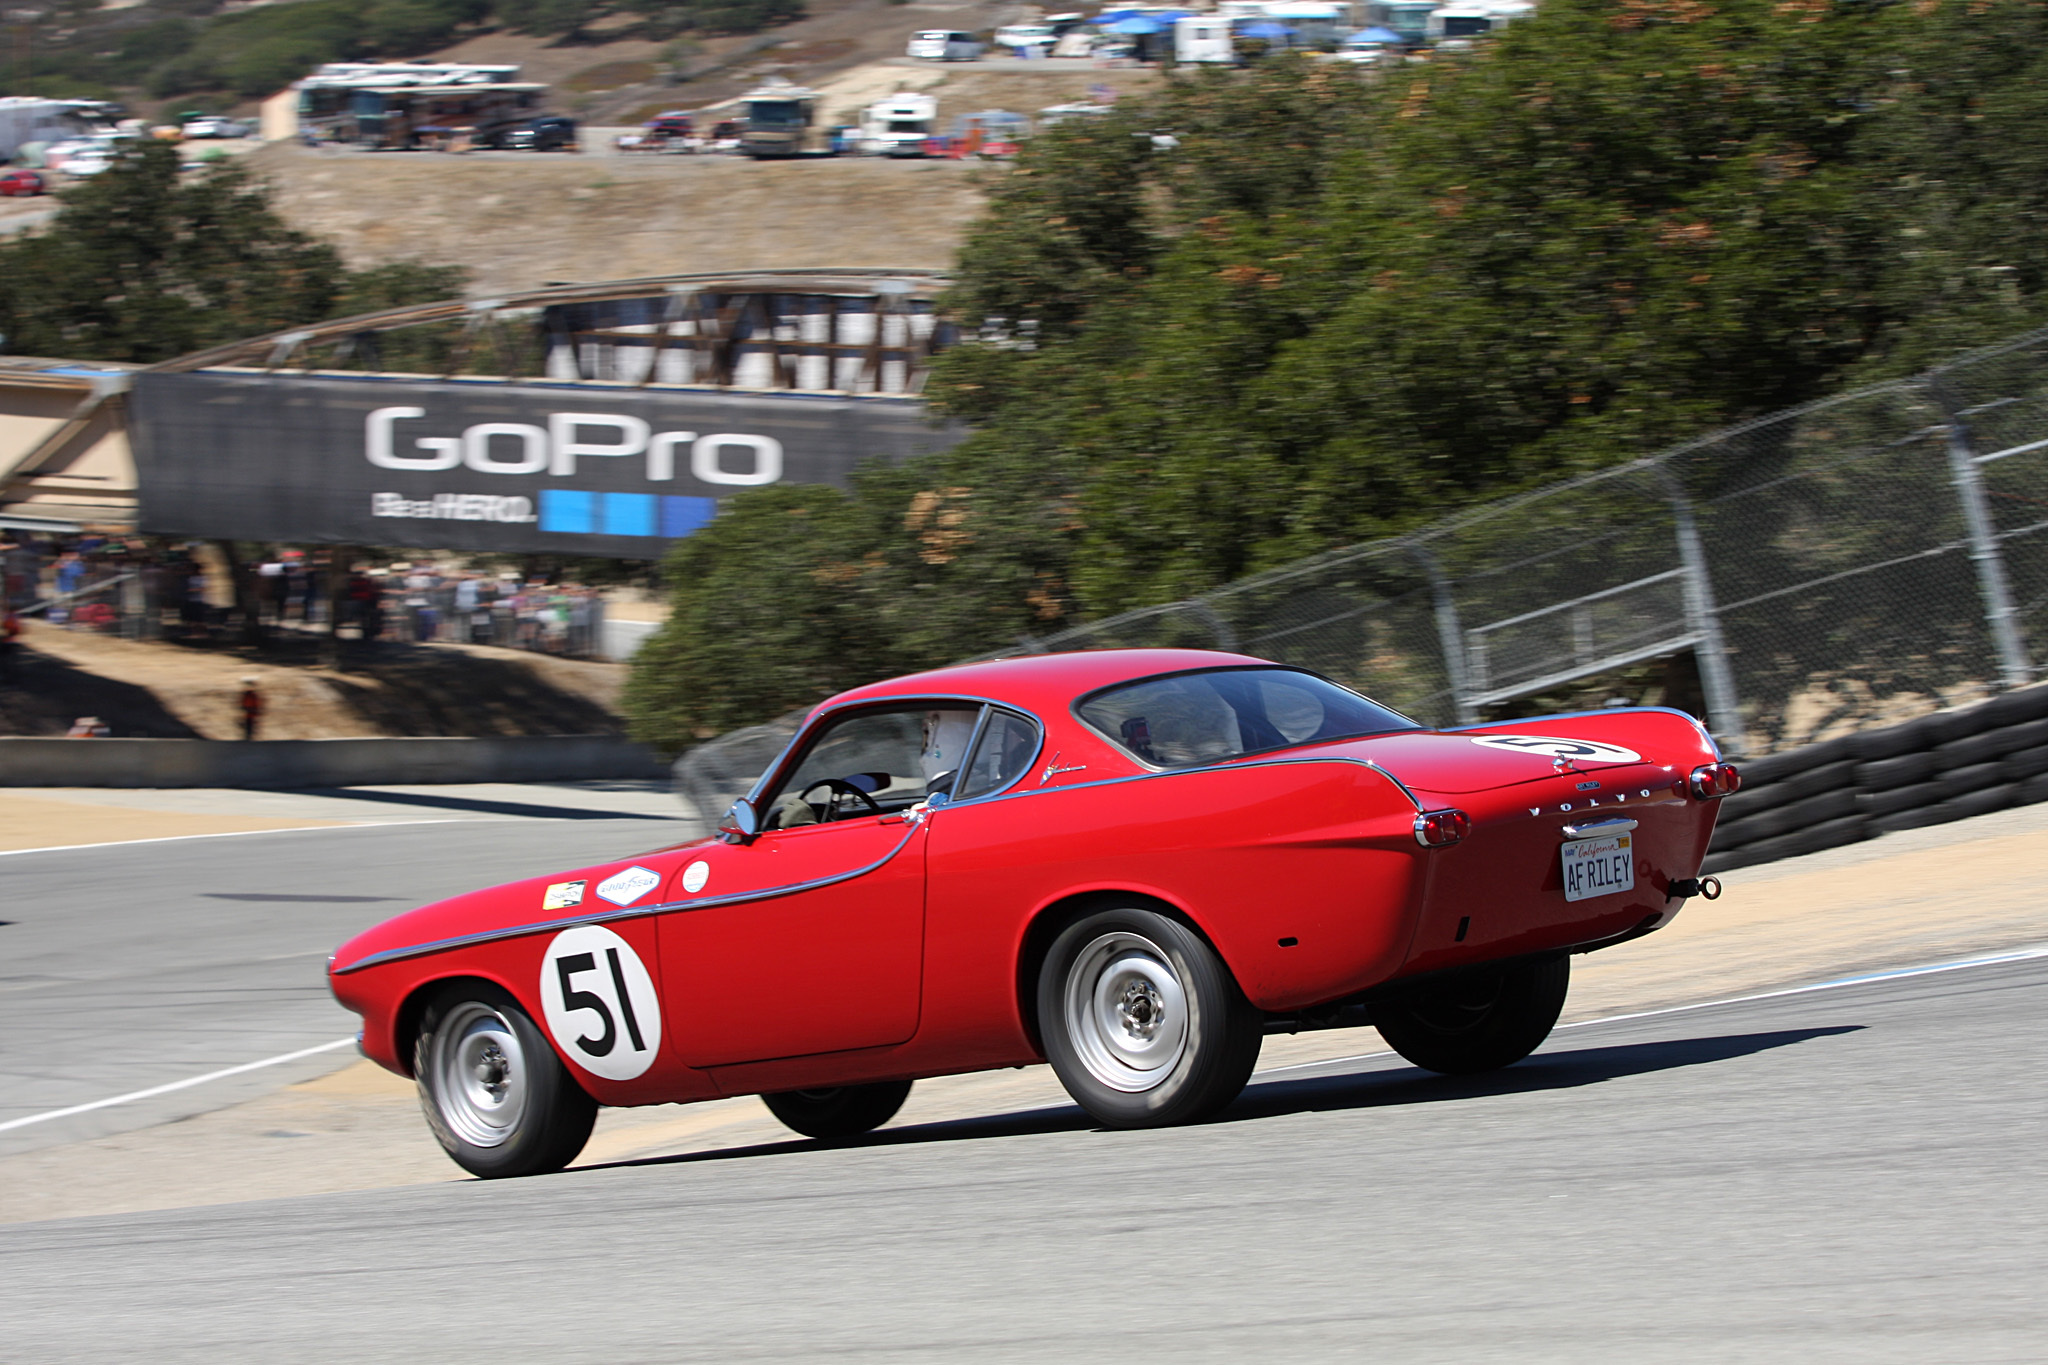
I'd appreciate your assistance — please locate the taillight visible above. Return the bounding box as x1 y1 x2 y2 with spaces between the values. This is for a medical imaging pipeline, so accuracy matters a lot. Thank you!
1413 808 1472 847
1688 763 1742 800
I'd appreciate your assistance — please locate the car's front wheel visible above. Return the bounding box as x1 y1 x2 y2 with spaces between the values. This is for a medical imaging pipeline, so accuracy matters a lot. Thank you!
761 1080 913 1139
1038 907 1262 1128
1373 956 1570 1075
414 981 597 1178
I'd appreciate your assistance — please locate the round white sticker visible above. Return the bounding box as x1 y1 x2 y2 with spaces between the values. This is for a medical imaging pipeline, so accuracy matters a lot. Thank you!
681 859 710 894
1469 734 1642 764
538 925 661 1081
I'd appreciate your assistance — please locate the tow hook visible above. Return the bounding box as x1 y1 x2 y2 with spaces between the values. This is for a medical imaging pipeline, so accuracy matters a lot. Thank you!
1666 876 1723 904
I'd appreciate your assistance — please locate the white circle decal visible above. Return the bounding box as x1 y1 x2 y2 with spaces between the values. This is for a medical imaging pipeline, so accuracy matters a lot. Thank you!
539 925 661 1081
1469 734 1642 764
681 859 710 894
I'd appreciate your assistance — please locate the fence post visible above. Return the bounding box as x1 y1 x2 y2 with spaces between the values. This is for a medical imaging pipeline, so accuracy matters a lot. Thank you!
1930 386 2034 690
1409 544 1478 725
1655 469 1745 752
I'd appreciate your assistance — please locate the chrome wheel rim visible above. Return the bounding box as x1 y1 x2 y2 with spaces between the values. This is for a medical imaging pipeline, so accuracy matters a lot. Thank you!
1064 931 1189 1094
431 1002 528 1148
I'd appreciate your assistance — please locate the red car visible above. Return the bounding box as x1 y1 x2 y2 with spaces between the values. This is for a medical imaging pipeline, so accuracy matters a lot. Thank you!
0 170 45 197
330 649 1738 1177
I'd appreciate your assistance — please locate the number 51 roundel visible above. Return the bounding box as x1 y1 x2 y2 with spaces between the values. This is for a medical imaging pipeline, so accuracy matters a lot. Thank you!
539 925 662 1081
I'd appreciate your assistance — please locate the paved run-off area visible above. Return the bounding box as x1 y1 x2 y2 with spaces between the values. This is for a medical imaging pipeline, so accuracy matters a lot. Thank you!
0 789 2042 1234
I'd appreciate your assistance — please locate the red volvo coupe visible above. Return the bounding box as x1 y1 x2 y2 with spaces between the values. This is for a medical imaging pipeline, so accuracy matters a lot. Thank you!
329 649 1738 1177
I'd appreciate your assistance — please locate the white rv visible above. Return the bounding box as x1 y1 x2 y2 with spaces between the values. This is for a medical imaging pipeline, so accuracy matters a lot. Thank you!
861 91 938 157
0 98 120 165
1174 15 1236 63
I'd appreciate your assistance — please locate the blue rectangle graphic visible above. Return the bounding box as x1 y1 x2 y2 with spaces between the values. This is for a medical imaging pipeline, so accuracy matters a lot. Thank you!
538 489 594 534
602 492 657 537
660 496 717 538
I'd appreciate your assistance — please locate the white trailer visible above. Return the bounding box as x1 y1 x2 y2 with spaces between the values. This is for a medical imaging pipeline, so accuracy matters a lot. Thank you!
1174 15 1236 63
861 91 938 157
0 98 119 164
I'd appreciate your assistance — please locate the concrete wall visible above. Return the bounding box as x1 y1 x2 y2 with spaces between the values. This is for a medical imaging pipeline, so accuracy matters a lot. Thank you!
0 734 667 789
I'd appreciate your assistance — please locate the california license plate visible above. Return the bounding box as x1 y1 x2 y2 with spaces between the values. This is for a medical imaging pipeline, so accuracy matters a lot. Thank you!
1561 833 1634 903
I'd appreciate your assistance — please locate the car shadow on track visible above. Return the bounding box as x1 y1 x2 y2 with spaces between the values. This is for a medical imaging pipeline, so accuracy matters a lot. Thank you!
582 1025 1862 1173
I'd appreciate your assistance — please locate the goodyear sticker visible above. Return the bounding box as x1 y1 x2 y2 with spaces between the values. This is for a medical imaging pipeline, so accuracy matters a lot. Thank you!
595 865 662 908
542 879 587 911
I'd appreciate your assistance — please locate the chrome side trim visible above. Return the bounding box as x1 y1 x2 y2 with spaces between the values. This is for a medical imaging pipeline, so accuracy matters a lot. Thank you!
1559 817 1639 838
332 825 922 975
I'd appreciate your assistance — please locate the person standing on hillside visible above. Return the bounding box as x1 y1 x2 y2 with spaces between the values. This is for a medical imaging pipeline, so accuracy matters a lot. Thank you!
0 606 20 684
239 676 264 741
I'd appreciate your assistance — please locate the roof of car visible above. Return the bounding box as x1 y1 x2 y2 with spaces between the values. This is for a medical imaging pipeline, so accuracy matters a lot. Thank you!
820 648 1277 716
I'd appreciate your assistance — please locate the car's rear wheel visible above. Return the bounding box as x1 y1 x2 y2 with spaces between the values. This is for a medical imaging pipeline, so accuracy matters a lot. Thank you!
1038 907 1262 1128
414 981 597 1178
761 1080 914 1139
1373 956 1570 1075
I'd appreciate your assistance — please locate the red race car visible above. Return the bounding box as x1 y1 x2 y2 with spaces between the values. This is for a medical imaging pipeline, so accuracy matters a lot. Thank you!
330 649 1738 1177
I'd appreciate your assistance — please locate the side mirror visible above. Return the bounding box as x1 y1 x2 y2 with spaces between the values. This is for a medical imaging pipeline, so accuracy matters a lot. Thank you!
718 797 760 844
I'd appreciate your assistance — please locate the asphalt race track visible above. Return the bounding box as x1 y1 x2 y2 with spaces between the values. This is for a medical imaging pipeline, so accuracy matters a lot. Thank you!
0 811 694 1153
3 915 2043 1361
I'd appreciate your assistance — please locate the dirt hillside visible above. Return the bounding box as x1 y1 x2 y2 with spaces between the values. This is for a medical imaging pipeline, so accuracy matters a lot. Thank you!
3 622 629 740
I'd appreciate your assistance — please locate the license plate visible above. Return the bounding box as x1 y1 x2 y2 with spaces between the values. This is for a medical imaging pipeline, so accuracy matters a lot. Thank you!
1561 833 1634 903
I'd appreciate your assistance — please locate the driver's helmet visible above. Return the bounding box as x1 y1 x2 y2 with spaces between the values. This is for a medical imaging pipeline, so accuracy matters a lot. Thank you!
920 710 977 786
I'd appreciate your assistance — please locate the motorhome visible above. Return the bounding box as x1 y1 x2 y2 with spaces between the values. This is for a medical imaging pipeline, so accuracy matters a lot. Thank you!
1426 2 1495 41
906 30 984 60
861 91 937 156
293 62 546 147
0 98 120 164
1174 15 1236 63
740 80 821 158
1362 0 1437 45
1263 1 1345 45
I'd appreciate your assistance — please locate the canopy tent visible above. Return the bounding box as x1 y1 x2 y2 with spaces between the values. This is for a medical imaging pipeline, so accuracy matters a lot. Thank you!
1107 15 1165 33
1239 20 1296 38
1346 25 1404 42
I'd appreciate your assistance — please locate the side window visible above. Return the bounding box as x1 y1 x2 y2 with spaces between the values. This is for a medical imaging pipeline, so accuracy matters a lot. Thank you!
955 708 1040 800
762 705 979 829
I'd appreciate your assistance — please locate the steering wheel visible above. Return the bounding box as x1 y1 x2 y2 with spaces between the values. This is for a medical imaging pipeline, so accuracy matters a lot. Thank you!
798 778 883 822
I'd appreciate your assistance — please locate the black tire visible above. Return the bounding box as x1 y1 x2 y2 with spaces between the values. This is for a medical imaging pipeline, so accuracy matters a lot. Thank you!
414 980 597 1179
761 1080 913 1139
1037 907 1262 1129
1374 957 1570 1076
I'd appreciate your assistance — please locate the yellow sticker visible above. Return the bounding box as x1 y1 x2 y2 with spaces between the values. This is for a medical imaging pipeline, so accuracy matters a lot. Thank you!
543 879 587 911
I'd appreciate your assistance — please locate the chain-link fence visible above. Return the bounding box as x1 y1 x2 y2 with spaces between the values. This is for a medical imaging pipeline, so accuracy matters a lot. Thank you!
998 328 2048 758
674 325 2048 816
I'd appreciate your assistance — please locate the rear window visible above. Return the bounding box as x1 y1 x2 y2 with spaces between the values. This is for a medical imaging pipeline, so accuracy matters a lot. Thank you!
1078 668 1417 768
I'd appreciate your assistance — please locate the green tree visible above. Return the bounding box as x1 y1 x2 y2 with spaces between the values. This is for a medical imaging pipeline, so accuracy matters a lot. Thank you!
0 142 466 363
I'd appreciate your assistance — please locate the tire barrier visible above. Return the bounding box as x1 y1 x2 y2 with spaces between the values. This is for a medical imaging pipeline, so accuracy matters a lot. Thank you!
1706 680 2048 873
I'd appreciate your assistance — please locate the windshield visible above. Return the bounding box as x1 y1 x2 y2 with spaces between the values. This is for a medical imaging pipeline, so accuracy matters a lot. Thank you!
885 119 929 134
1443 15 1491 34
748 101 806 126
1078 668 1417 768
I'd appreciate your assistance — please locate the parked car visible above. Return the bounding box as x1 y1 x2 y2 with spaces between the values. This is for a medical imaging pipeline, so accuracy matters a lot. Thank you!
480 114 578 151
61 145 117 176
328 648 1738 1178
907 29 984 60
993 22 1058 53
181 116 250 139
0 169 45 196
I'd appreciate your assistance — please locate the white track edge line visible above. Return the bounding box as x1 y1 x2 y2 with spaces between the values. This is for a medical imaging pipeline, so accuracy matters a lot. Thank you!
0 1038 357 1134
0 818 486 857
1252 942 2048 1078
12 943 2045 1135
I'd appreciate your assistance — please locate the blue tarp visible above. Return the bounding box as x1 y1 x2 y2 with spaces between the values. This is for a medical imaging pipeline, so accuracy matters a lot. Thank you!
1108 15 1164 33
1347 25 1403 42
1240 20 1295 38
